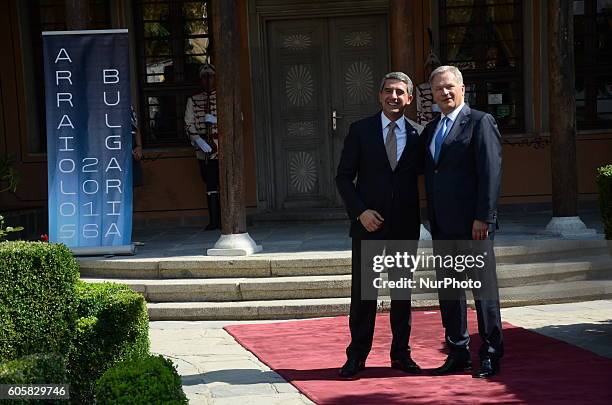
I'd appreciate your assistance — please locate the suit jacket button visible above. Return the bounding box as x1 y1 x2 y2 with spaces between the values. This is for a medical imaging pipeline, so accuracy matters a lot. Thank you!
434 169 439 174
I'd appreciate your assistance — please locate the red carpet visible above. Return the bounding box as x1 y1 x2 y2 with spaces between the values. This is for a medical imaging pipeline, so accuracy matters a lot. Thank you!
224 310 612 404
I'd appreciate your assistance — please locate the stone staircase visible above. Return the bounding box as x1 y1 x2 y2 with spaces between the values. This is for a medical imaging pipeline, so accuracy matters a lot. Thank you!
78 240 612 321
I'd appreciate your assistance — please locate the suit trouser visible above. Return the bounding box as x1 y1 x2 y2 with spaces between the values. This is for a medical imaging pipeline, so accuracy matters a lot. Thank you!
432 232 504 360
346 238 416 361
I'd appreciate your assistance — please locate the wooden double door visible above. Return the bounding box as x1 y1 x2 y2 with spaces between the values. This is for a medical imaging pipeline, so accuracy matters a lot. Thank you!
267 15 389 209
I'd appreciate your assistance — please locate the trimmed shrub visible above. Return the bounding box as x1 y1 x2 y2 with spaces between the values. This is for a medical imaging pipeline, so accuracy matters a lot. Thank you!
0 304 18 359
0 353 67 405
68 281 150 403
0 241 79 361
95 355 187 405
0 353 66 384
597 164 612 240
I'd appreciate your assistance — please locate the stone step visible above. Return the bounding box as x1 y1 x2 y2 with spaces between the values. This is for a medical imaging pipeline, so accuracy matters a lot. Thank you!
495 241 609 264
78 254 351 279
82 255 612 303
496 256 612 286
148 297 353 321
77 240 609 279
147 296 440 321
83 275 352 302
146 280 612 320
497 279 612 307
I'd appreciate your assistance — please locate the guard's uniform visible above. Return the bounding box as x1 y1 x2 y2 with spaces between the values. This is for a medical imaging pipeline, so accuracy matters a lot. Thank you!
416 82 440 126
185 87 221 230
185 90 219 190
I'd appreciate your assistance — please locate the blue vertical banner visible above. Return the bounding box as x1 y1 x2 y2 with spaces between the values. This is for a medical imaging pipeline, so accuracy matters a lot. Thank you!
43 29 133 254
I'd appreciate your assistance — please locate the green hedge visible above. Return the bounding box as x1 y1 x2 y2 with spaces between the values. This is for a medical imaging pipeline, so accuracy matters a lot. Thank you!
0 241 79 361
68 281 150 404
95 354 187 405
597 165 612 240
0 352 66 384
0 353 67 405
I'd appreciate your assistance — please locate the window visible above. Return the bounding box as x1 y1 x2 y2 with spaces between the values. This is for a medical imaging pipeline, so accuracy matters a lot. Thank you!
25 0 111 152
439 0 524 132
574 0 612 130
134 1 212 146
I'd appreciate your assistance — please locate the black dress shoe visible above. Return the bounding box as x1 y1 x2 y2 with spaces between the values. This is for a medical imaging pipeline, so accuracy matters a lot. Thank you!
339 358 365 379
432 355 472 375
391 356 422 374
473 356 499 378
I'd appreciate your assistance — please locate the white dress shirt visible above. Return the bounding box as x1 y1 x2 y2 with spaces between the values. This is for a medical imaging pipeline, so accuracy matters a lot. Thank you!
381 112 407 162
429 102 465 158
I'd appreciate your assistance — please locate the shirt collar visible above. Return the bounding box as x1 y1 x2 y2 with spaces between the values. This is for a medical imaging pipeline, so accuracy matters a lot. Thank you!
441 102 465 123
381 112 406 131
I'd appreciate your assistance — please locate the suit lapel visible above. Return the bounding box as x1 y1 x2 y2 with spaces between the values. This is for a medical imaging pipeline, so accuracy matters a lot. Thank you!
405 117 424 135
397 117 418 166
369 113 388 167
425 116 441 166
426 117 440 148
438 104 471 164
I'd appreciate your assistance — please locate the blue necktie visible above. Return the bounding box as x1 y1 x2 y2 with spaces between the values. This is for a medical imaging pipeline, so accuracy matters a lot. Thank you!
433 117 450 164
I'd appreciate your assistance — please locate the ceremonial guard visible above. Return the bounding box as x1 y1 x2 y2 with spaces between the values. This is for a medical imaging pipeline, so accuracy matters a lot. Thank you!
185 63 220 230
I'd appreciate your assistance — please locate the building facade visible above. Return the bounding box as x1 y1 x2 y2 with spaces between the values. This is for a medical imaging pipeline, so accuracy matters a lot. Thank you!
1 0 611 229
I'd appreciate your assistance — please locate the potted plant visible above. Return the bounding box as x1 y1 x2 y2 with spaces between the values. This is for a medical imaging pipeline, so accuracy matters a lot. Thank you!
596 164 612 242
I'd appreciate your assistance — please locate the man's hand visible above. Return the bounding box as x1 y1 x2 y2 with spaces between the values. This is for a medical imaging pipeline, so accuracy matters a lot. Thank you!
359 210 384 232
472 219 489 240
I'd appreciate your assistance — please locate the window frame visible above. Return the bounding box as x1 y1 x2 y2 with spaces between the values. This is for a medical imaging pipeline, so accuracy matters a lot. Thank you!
574 0 612 130
438 0 525 133
133 0 212 148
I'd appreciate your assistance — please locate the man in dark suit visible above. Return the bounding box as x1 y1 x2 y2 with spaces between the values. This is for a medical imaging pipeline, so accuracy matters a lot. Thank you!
422 65 503 378
336 72 423 379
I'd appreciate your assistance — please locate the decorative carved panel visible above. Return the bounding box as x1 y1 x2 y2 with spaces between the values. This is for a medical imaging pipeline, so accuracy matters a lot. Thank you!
283 33 312 50
344 31 373 47
288 151 318 193
345 61 374 104
287 121 316 137
285 65 314 106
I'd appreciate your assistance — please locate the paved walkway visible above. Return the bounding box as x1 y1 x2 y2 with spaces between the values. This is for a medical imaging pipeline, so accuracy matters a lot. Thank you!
149 300 612 405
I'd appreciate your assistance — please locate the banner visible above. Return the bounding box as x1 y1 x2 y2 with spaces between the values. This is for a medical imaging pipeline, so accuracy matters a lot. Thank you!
43 29 133 254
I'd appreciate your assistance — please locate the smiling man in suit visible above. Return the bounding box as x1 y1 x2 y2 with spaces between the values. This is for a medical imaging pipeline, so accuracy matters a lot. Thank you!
423 65 503 378
336 72 423 379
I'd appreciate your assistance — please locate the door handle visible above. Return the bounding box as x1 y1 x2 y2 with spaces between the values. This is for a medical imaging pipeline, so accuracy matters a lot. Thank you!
332 110 343 131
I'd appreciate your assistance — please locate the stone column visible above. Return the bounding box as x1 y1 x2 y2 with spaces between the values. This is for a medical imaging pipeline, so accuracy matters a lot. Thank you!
545 0 595 238
389 0 417 120
208 0 261 255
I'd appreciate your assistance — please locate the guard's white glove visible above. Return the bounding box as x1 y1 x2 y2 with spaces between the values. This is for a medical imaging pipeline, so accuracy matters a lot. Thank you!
194 136 212 153
203 113 217 124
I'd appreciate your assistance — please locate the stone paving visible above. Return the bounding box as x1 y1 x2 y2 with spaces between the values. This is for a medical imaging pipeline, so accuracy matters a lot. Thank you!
150 321 313 405
150 300 612 405
131 208 605 258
